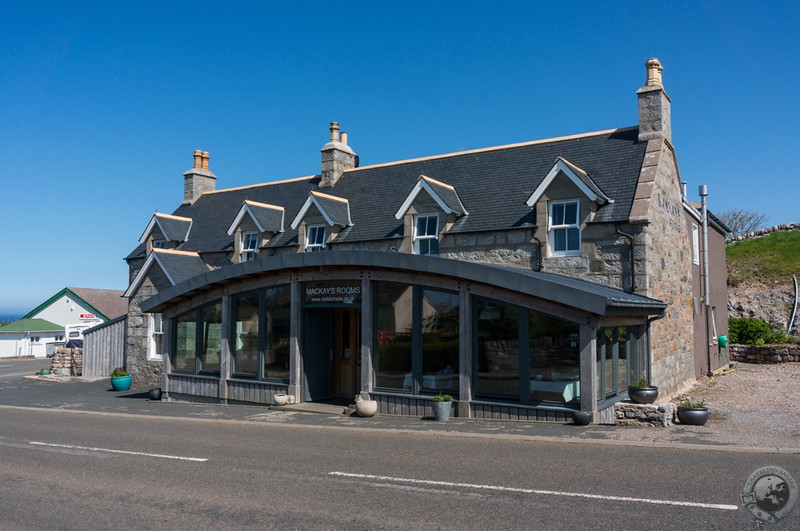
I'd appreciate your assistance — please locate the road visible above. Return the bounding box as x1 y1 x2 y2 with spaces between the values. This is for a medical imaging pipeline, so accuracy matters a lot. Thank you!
0 358 798 529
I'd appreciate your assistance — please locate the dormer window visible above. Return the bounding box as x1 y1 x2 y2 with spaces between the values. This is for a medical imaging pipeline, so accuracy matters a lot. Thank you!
414 214 439 256
241 232 259 262
152 239 167 249
549 200 580 256
306 225 326 252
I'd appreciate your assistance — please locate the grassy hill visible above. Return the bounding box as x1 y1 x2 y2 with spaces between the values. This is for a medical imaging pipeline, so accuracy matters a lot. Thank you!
727 230 800 286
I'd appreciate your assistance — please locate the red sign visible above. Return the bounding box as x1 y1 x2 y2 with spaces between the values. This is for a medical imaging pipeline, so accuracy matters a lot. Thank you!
79 313 96 320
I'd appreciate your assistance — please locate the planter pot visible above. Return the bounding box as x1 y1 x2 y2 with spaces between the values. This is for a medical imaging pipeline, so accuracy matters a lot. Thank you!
110 375 132 391
432 401 452 421
148 388 162 401
572 410 593 425
273 393 289 406
355 399 378 417
40 369 51 376
677 406 709 426
628 386 659 404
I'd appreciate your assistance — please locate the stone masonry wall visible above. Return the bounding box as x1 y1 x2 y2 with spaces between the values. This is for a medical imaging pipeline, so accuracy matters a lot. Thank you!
126 266 171 385
637 140 695 395
729 344 800 363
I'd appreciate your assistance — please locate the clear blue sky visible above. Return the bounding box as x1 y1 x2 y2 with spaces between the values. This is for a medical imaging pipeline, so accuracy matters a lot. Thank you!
1 1 798 315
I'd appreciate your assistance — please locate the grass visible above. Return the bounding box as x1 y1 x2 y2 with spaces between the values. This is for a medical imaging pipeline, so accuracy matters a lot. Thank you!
727 230 800 286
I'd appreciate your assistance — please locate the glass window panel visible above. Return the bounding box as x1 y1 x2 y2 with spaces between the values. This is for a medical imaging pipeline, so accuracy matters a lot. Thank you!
200 303 222 373
264 285 291 381
174 312 197 372
476 298 519 399
552 203 564 225
566 228 580 250
564 201 578 224
529 312 580 404
617 327 628 392
421 289 459 393
554 229 566 251
233 291 260 376
375 283 413 390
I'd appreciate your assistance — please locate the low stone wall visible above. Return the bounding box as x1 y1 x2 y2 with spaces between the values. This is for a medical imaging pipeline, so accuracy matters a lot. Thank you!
726 223 799 243
50 347 83 376
615 401 676 427
729 344 800 363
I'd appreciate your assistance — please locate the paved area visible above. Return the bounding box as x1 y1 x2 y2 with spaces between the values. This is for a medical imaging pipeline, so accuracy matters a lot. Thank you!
1 361 798 455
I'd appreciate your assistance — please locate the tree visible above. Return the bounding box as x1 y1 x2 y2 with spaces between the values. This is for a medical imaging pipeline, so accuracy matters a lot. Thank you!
718 209 769 239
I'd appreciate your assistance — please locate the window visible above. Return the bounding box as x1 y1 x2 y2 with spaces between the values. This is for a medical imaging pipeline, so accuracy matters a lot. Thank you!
231 286 291 381
374 282 459 394
152 239 167 249
596 326 643 403
549 200 580 256
414 214 439 256
692 224 700 265
172 303 221 374
173 312 197 372
241 232 258 262
148 313 165 360
306 225 326 252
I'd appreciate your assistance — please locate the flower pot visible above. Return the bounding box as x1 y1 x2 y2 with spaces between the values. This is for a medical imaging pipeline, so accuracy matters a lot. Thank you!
355 399 378 417
110 375 132 391
572 410 593 425
148 388 162 401
628 386 659 404
677 406 709 426
273 393 289 406
40 369 51 376
432 401 452 421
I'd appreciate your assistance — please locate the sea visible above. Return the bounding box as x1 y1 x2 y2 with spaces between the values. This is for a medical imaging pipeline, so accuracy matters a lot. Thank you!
0 313 22 324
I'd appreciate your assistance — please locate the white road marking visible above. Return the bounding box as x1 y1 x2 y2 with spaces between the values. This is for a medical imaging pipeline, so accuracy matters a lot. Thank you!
30 441 207 462
329 472 739 511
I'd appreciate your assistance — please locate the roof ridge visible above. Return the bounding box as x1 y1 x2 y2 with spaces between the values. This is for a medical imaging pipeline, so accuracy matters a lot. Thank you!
244 199 285 211
152 249 200 257
348 127 637 173
155 213 192 221
203 175 315 196
311 191 349 203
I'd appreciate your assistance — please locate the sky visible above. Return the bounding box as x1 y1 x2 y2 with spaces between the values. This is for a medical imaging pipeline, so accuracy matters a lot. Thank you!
1 1 798 315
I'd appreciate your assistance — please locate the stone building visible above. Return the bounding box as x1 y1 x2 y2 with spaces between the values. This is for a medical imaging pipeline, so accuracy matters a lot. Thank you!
123 58 728 423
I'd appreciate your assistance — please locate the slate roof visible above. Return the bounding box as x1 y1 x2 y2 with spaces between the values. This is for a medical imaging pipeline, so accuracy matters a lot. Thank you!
291 191 353 228
127 127 645 260
124 249 212 298
141 213 192 243
0 318 63 333
396 175 468 218
245 201 285 233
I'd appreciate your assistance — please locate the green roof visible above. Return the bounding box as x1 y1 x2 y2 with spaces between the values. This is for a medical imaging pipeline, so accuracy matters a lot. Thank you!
0 318 63 333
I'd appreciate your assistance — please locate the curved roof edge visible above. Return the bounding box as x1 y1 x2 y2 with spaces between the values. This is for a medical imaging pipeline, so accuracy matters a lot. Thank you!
141 251 665 317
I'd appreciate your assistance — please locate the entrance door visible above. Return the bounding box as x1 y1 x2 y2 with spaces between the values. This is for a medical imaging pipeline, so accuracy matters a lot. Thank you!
302 309 332 402
332 308 361 399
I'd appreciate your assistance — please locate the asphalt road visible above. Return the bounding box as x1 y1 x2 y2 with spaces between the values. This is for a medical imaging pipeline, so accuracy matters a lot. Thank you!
0 359 798 529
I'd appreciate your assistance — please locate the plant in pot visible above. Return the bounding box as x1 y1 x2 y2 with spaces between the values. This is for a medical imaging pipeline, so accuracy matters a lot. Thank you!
431 392 453 421
110 367 132 391
354 394 378 417
628 379 659 404
39 368 51 376
677 399 708 426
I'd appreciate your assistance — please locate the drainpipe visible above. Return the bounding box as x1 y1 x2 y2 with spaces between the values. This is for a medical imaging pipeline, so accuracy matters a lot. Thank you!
699 185 712 373
531 230 543 271
615 224 636 293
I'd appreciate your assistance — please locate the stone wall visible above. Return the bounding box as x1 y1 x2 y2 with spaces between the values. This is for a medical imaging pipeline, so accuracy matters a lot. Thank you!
49 347 83 376
726 223 800 243
729 344 800 363
126 266 171 385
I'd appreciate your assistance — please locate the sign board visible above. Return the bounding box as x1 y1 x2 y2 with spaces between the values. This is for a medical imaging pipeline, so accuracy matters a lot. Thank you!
304 281 361 306
79 313 97 320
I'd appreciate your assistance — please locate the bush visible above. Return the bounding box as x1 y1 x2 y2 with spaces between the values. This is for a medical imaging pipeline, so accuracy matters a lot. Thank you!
728 317 793 345
111 367 129 378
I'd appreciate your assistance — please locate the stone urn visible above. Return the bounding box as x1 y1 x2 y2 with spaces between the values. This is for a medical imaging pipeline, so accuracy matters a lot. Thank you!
628 385 659 404
355 396 378 417
677 405 709 426
273 393 289 406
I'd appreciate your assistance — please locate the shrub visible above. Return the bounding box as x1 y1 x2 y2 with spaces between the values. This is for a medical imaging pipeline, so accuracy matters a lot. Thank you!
728 317 792 345
679 399 706 409
111 367 129 378
432 392 453 402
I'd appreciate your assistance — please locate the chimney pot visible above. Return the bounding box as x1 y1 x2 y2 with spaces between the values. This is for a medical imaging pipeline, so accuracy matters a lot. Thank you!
329 122 340 143
202 151 210 170
193 149 203 169
341 132 348 145
645 58 663 87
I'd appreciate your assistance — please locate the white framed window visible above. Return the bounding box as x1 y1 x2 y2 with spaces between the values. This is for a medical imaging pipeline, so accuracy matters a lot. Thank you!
414 214 439 256
549 200 581 256
148 313 165 360
241 232 258 262
306 225 326 252
152 239 167 249
692 224 700 265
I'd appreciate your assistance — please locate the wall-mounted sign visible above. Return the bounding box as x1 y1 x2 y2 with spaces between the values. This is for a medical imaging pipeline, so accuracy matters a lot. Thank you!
304 281 361 306
79 313 96 320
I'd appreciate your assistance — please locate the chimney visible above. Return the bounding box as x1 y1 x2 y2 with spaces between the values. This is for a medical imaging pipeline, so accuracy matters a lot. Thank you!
320 121 357 188
183 149 217 204
636 58 671 143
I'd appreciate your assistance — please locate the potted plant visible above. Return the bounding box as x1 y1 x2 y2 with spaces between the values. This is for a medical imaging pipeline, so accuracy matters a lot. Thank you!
354 394 378 417
431 392 453 421
677 399 708 426
572 410 593 425
628 379 659 404
39 368 51 376
110 368 132 391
